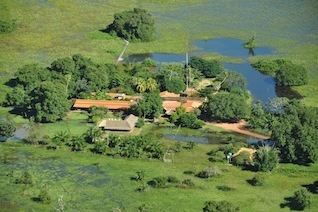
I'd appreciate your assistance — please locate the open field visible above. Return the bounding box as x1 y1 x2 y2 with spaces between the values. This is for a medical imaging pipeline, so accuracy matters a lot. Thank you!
1 0 318 105
1 138 318 211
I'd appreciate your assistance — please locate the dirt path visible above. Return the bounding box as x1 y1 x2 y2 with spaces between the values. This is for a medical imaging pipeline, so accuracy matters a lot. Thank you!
208 120 270 139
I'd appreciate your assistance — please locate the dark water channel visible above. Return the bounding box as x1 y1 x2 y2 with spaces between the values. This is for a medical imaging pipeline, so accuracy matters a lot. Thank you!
129 38 301 103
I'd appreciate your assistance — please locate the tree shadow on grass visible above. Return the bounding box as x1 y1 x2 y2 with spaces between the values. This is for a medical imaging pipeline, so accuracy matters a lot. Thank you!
280 197 305 211
302 181 318 194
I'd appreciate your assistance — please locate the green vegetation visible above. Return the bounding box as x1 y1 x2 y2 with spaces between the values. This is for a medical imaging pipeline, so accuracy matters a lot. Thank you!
0 121 15 138
201 92 250 122
1 0 318 211
106 8 156 42
189 56 224 78
203 200 239 212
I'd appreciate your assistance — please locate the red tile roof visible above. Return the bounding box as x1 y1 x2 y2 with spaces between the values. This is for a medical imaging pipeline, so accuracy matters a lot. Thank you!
73 99 135 110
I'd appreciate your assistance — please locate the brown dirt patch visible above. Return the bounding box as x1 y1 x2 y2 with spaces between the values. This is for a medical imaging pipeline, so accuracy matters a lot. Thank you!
208 120 270 139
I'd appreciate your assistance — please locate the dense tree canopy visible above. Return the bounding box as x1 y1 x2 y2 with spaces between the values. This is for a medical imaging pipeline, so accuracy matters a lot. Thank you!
275 62 308 86
251 59 308 86
133 91 163 119
156 64 186 93
201 92 250 122
218 71 247 92
271 100 318 165
189 56 224 78
106 8 156 42
29 81 69 122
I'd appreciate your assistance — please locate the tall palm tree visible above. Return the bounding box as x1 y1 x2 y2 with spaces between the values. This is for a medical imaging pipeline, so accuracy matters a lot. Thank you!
135 77 147 93
68 135 86 151
146 77 158 91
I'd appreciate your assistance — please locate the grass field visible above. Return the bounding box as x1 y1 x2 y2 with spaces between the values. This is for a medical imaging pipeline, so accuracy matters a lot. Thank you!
1 0 317 105
1 139 317 211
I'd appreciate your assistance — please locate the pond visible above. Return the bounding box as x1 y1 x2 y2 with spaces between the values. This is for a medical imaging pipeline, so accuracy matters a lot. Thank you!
128 38 300 102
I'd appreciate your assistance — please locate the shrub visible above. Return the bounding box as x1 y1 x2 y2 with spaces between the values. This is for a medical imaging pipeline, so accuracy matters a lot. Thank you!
209 151 226 162
249 173 267 186
196 166 222 178
182 179 195 187
135 118 145 128
16 171 35 186
150 177 167 188
203 200 239 212
254 146 279 172
291 189 311 210
167 176 179 184
216 185 236 191
231 152 251 167
0 19 17 34
38 185 52 204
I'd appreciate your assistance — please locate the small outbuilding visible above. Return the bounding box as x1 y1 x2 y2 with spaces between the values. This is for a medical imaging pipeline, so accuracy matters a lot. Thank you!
98 114 139 132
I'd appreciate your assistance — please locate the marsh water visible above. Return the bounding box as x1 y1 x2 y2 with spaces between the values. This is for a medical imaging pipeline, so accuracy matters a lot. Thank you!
129 38 302 102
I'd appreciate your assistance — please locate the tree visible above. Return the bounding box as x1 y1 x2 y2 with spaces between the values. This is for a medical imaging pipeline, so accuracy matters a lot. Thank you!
254 146 279 172
0 122 16 138
176 113 204 129
219 71 247 92
134 91 163 119
6 86 28 108
157 64 186 93
271 100 318 165
201 92 249 122
106 8 156 42
275 62 308 86
15 64 51 90
29 81 69 122
189 56 224 78
243 35 256 49
50 57 76 75
203 200 239 212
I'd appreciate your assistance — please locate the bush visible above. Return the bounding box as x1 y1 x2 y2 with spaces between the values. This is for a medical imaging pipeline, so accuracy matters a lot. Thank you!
167 176 179 184
182 179 195 187
216 185 236 191
0 19 17 34
249 173 267 186
209 151 226 162
231 152 251 167
196 166 222 178
135 118 145 128
38 185 52 204
291 189 311 210
254 146 279 172
203 200 239 212
150 177 167 188
0 122 16 138
16 171 35 186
